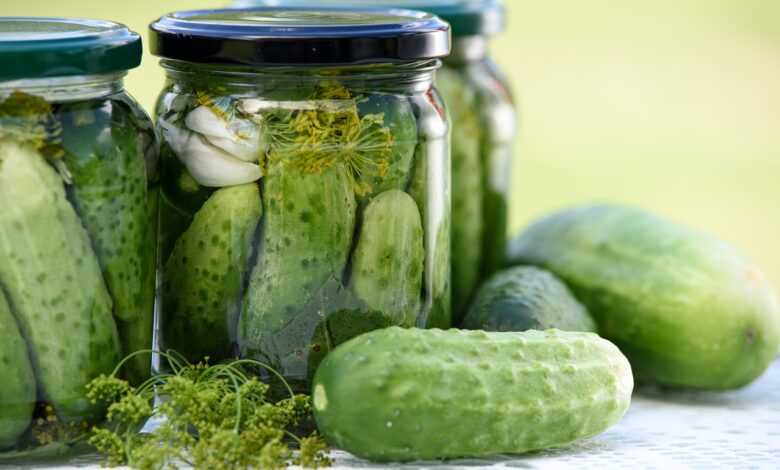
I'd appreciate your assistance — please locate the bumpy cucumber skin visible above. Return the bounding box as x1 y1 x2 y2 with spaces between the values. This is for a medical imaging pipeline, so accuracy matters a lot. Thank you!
163 184 262 363
351 190 424 327
313 327 633 462
355 94 417 202
240 163 356 361
507 204 780 389
0 290 35 449
0 142 120 422
463 266 597 333
60 101 157 382
436 67 483 320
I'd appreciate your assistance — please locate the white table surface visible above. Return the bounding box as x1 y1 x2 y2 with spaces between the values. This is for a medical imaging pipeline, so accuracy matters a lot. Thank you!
7 360 780 470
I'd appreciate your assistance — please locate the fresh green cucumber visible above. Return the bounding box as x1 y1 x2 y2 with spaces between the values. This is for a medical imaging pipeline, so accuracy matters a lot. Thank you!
313 327 633 461
0 141 120 422
60 101 156 382
240 162 356 357
350 189 424 327
0 290 35 449
507 204 780 389
163 183 262 363
437 66 483 319
463 266 597 333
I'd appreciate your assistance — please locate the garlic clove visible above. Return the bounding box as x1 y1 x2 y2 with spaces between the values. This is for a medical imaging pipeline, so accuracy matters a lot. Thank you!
185 105 266 162
181 133 263 187
204 134 262 162
185 106 234 140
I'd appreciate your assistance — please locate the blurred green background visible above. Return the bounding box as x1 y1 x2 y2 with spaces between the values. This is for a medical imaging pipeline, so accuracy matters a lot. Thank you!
3 0 779 291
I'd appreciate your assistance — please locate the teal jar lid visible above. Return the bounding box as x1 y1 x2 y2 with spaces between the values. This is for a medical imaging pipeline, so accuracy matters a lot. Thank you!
233 0 505 37
0 17 142 82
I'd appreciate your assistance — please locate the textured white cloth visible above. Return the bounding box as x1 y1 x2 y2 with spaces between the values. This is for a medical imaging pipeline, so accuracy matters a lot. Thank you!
21 360 780 470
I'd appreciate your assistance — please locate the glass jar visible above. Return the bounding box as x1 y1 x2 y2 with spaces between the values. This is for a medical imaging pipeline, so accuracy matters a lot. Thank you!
149 7 451 390
437 3 515 321
0 19 157 457
233 0 517 322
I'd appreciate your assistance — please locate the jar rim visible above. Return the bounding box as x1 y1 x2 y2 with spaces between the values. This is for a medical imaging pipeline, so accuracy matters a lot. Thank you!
0 17 141 82
149 7 451 66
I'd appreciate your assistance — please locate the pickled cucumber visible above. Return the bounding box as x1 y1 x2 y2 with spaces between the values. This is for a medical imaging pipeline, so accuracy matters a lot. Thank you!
0 141 120 422
240 162 356 352
0 290 35 449
437 66 483 319
60 102 156 382
355 94 417 202
163 183 262 363
350 189 424 326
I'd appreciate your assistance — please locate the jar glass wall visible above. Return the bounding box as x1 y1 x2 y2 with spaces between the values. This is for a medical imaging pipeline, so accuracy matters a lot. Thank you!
439 33 516 319
150 8 451 391
0 19 157 456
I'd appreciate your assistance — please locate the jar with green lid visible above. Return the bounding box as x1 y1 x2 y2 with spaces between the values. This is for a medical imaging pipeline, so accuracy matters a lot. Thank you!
234 0 517 322
0 18 157 457
149 7 452 391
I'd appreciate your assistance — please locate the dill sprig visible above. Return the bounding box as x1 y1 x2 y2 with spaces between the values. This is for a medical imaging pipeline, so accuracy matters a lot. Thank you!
86 351 330 470
262 81 393 196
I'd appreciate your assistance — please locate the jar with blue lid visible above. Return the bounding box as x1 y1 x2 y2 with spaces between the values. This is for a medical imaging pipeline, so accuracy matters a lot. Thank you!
149 7 452 391
0 18 157 457
233 0 517 323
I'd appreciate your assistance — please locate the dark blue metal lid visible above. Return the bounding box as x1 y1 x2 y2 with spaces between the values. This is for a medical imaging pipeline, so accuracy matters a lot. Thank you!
149 7 451 66
233 0 505 37
0 17 142 81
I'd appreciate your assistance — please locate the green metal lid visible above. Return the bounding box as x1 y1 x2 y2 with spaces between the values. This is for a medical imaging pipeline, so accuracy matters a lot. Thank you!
233 0 506 37
0 17 142 82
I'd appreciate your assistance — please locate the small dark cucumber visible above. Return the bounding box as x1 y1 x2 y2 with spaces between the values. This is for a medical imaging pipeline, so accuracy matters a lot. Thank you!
313 327 633 462
507 204 780 389
463 266 597 333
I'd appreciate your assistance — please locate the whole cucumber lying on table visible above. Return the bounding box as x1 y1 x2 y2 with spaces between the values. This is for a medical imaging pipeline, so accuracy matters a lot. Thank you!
463 266 597 333
313 327 632 462
507 204 780 389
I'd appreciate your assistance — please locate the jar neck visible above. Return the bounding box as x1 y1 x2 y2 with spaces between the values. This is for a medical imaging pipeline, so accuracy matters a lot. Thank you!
445 36 490 66
0 73 125 102
160 59 440 95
